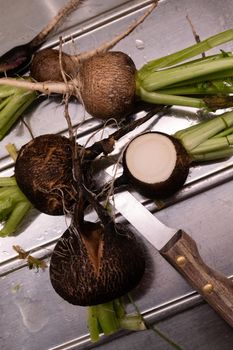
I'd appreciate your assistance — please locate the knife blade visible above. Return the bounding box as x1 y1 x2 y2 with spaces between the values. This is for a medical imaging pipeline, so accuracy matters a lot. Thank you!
106 172 233 328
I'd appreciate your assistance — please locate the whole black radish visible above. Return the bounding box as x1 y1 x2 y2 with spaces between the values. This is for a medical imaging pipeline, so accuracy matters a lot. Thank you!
30 48 77 82
50 219 146 306
14 134 79 215
78 51 137 120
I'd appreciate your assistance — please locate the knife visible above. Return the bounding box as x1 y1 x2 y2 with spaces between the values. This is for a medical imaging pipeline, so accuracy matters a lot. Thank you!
106 174 233 327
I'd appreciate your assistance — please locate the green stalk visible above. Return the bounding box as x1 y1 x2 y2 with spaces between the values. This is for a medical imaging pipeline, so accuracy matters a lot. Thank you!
141 57 233 91
191 148 233 162
0 187 18 200
0 176 33 237
0 186 28 203
0 198 13 220
139 28 233 77
118 315 146 331
0 176 17 186
158 79 233 95
87 306 101 342
113 298 126 319
0 201 32 237
138 87 206 108
0 89 37 140
113 297 146 331
174 119 209 140
213 125 233 138
5 143 18 161
0 96 12 111
191 136 232 154
174 110 233 151
163 51 232 70
166 69 233 88
95 302 119 335
0 85 19 98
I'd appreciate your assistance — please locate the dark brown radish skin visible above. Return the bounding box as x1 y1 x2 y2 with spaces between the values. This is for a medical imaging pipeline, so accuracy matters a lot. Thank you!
30 48 77 82
78 51 137 120
49 219 145 306
122 131 191 198
15 134 78 215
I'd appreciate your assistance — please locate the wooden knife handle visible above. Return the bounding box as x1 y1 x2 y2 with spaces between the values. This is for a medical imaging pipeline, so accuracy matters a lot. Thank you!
160 230 233 327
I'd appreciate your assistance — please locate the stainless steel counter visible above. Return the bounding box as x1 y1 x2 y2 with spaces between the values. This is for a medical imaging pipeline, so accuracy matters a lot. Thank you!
1 1 233 349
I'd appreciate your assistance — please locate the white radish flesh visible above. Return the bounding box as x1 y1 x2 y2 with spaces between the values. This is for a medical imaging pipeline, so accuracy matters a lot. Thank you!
125 133 177 184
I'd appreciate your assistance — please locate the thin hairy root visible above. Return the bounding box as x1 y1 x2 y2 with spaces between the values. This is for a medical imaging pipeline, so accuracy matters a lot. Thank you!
29 0 84 49
73 1 159 64
186 14 205 58
59 37 76 138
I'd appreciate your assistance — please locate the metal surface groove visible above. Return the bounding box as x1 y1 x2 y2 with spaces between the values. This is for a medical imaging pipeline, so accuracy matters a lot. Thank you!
149 162 233 212
44 0 157 48
48 276 233 350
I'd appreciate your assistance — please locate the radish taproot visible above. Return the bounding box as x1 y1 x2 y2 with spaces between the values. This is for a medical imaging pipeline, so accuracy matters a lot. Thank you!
0 0 83 76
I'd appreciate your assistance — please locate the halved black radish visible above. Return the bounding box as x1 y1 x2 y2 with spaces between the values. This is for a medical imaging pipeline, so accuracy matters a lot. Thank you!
121 131 191 198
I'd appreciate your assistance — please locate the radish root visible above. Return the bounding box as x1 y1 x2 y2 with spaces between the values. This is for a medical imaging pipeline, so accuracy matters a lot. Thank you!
29 0 84 49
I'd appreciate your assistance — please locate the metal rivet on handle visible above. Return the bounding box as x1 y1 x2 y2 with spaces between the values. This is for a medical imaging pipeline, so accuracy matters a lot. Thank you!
176 255 186 266
202 283 214 294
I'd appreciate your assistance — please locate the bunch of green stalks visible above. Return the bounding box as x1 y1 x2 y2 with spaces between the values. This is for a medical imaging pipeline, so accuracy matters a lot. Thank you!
0 176 32 237
0 78 37 140
136 29 233 110
175 109 233 162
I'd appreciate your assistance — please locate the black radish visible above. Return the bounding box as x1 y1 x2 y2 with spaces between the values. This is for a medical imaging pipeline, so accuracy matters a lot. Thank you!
14 134 78 215
120 131 190 198
49 217 145 306
30 48 77 83
78 51 137 120
0 0 82 76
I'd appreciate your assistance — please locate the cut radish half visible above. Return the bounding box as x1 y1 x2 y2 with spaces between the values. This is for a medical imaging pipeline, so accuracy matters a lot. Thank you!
122 132 190 198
